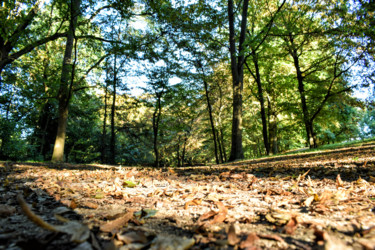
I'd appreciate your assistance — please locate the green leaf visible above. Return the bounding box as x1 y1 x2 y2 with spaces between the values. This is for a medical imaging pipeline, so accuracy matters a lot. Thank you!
123 180 137 188
134 209 158 219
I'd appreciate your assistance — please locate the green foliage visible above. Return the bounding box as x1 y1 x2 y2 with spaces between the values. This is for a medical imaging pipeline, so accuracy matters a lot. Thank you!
0 0 373 165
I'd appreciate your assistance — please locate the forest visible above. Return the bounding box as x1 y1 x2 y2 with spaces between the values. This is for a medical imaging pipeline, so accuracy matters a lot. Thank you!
1 0 374 166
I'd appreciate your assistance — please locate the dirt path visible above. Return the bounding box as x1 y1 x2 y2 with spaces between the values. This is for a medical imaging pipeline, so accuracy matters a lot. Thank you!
1 144 375 249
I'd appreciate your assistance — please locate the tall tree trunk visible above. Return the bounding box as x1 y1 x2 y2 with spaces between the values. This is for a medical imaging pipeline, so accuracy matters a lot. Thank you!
291 52 315 148
109 55 117 164
220 128 227 162
51 0 81 162
268 98 278 155
252 52 270 155
153 94 162 168
203 78 220 164
216 129 224 163
177 135 181 167
228 0 249 161
101 76 109 163
285 34 316 149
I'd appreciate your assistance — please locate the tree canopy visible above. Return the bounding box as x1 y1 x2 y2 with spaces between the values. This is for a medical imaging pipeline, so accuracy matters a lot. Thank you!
0 0 374 164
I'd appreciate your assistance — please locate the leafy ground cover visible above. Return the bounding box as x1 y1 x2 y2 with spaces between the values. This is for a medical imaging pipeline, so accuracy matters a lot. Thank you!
1 144 375 249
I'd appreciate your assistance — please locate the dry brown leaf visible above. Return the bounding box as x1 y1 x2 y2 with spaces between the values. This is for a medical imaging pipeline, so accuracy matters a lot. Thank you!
184 198 202 209
314 228 351 250
100 210 134 233
227 224 240 245
117 231 148 244
319 190 333 204
198 210 217 222
257 233 285 243
61 199 77 209
303 196 315 207
80 201 99 209
358 238 375 250
211 201 228 224
150 235 194 250
239 232 260 249
336 174 344 188
282 216 298 235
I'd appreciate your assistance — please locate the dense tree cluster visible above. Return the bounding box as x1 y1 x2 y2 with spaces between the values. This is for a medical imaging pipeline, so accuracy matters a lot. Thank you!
0 0 374 165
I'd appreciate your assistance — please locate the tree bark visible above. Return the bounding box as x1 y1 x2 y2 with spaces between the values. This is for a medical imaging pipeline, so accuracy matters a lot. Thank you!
290 47 316 148
228 0 249 161
110 55 117 164
153 93 162 168
51 0 81 162
251 52 270 155
203 78 220 164
101 72 109 163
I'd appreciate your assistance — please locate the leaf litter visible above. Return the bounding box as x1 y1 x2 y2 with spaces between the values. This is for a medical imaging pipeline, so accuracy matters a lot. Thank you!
0 144 375 249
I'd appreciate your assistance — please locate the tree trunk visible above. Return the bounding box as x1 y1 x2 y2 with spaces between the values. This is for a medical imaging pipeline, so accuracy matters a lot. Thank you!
177 135 181 167
220 128 227 162
153 94 162 168
228 0 249 161
109 55 117 164
203 78 220 164
216 129 224 163
51 0 81 162
292 52 316 148
101 75 109 163
252 52 270 155
268 111 278 155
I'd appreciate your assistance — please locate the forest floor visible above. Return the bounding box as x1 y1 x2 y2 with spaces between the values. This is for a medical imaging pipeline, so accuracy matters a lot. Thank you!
1 143 375 250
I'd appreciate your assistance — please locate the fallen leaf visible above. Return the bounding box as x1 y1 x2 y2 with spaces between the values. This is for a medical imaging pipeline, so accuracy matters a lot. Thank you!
134 208 158 219
80 201 99 209
314 228 351 250
117 231 148 244
257 233 285 243
227 224 240 245
282 216 298 235
336 174 344 188
123 180 137 188
100 210 134 233
184 198 202 209
150 235 194 250
358 238 375 250
239 232 260 249
303 196 315 207
197 210 217 222
211 201 228 224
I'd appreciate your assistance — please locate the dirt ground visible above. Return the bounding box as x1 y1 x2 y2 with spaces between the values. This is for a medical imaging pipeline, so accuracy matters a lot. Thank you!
1 144 375 249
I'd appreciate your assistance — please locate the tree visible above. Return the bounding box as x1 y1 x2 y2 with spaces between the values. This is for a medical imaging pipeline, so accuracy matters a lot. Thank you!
244 0 285 155
0 1 66 82
51 0 81 162
227 0 249 161
276 1 358 148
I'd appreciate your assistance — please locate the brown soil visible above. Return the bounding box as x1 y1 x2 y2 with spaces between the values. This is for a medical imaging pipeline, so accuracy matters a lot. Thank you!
1 144 375 249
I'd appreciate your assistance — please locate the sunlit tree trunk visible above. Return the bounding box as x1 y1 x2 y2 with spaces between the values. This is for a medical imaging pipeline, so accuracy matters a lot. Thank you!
51 0 81 162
